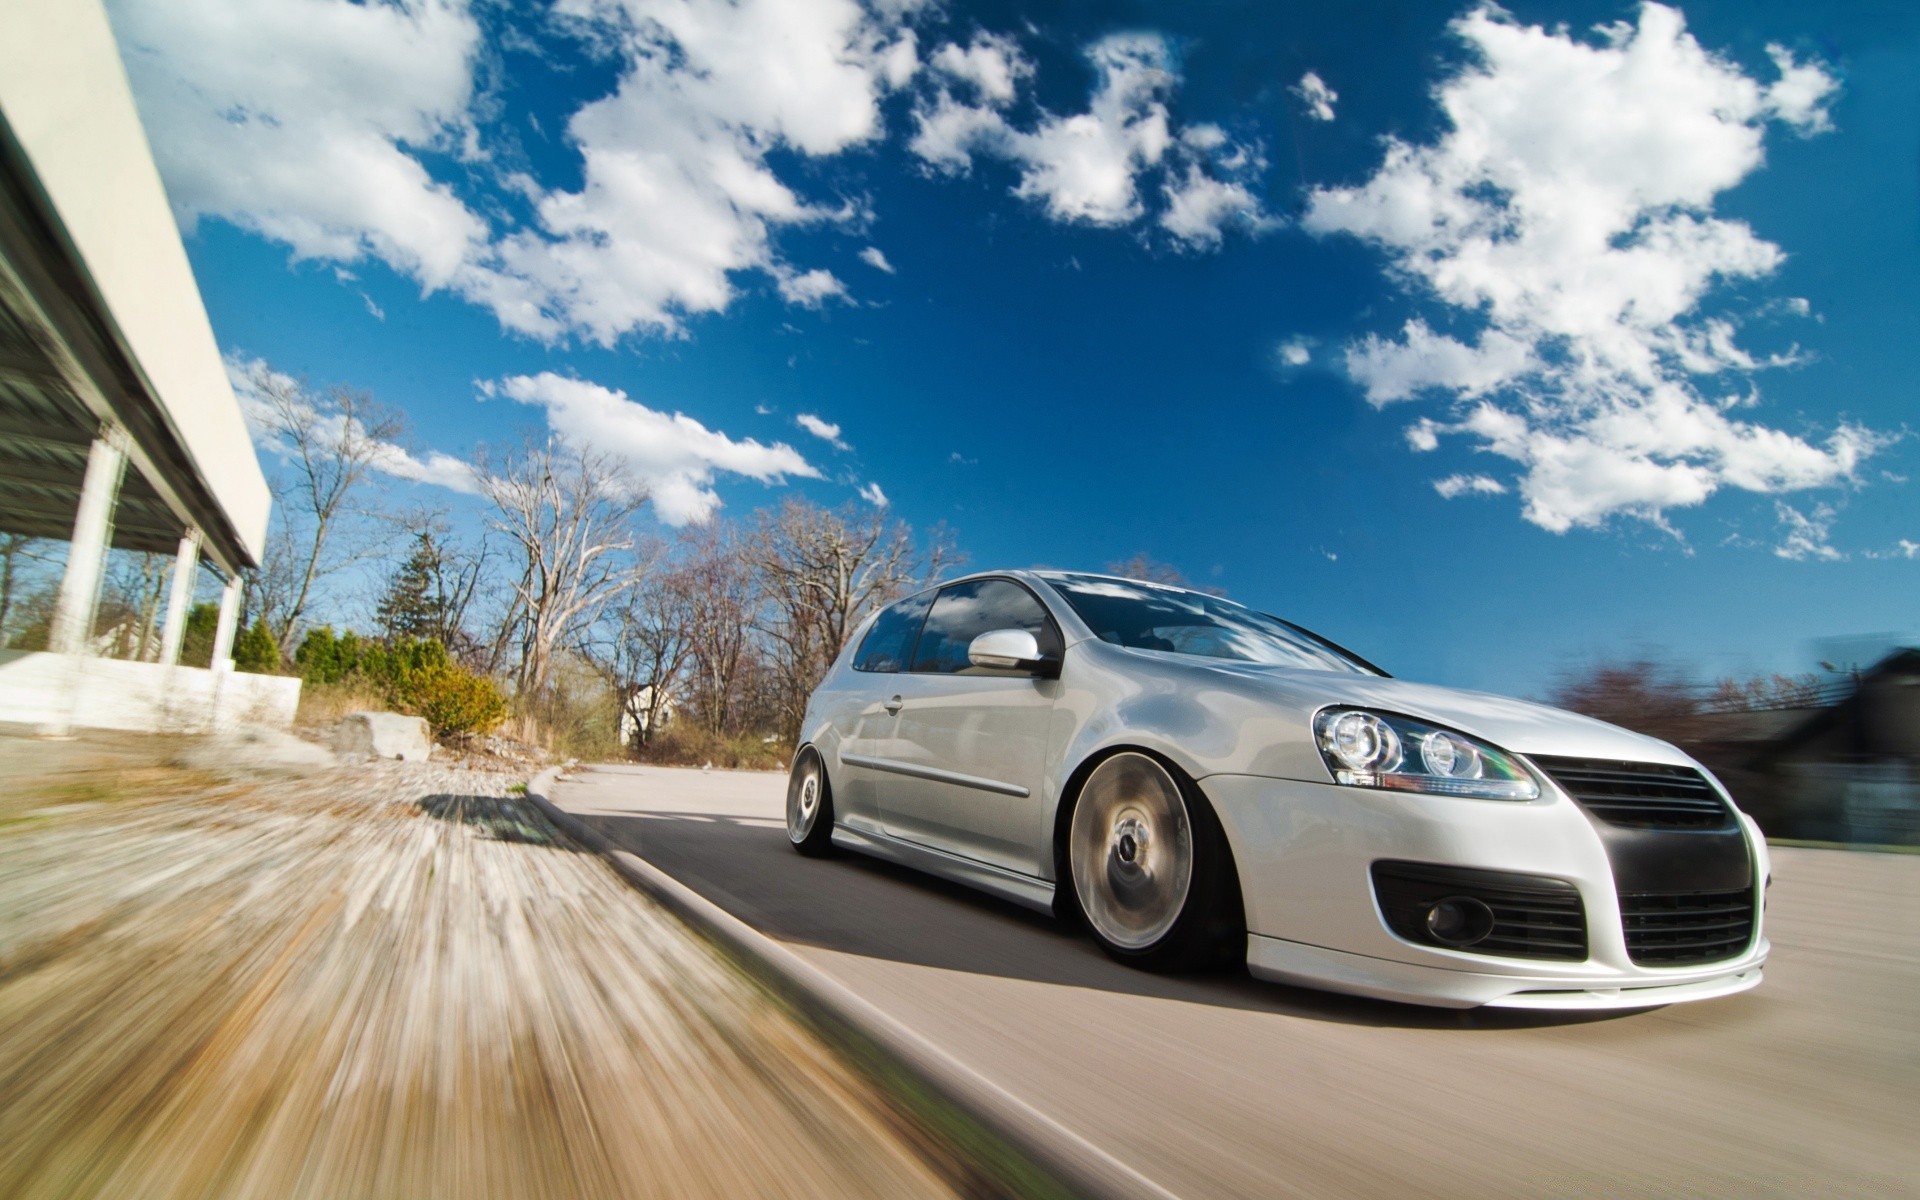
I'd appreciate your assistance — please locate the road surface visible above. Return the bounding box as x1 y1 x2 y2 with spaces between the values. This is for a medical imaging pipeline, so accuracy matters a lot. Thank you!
552 763 1919 1199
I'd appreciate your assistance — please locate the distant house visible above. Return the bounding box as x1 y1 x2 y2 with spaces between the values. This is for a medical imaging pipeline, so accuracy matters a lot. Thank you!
617 684 676 749
1697 650 1920 845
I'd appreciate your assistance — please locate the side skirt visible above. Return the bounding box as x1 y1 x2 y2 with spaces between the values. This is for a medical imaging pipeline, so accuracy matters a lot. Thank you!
831 825 1058 916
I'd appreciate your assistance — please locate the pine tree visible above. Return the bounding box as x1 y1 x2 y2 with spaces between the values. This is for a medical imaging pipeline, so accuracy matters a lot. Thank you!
233 619 281 673
375 532 451 643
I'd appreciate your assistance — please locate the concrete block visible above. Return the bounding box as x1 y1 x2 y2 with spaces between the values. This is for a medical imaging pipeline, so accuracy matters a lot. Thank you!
331 712 432 762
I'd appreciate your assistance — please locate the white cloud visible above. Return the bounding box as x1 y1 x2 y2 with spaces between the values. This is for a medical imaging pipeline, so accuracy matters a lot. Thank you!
1763 44 1840 134
796 413 850 450
910 32 1272 249
108 0 489 289
1773 501 1843 561
1434 473 1507 499
775 267 851 309
1303 4 1879 536
1406 418 1441 452
226 354 482 494
1862 538 1920 561
1344 322 1535 405
487 0 916 342
115 0 920 345
928 32 1030 105
857 481 889 507
495 372 820 524
859 246 896 273
1161 167 1269 251
1293 71 1338 121
1276 337 1314 367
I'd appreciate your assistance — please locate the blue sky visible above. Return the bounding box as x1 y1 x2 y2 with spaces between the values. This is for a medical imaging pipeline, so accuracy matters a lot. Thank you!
104 0 1917 696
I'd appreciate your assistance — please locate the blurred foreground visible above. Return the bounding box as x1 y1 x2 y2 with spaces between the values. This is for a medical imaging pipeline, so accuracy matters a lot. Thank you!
0 735 961 1200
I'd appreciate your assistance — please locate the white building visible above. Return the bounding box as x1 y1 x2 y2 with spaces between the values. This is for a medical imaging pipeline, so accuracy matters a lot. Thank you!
0 0 296 733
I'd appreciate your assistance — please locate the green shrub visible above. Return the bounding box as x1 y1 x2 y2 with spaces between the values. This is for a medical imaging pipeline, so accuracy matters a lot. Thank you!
387 660 507 740
294 626 366 684
178 603 219 668
233 619 281 673
294 630 505 741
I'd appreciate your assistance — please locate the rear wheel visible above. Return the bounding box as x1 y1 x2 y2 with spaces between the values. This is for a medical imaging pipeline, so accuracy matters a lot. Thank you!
1067 751 1242 970
786 747 835 857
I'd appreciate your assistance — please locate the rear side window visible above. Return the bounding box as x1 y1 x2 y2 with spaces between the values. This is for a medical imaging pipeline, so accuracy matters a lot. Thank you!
909 579 1062 674
852 592 933 672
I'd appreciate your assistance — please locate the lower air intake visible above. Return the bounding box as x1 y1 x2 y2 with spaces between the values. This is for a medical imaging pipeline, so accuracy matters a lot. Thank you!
1619 890 1756 966
1372 861 1587 962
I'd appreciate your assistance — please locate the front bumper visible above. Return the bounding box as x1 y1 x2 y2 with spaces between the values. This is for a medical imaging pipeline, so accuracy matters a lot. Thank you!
1199 773 1770 1009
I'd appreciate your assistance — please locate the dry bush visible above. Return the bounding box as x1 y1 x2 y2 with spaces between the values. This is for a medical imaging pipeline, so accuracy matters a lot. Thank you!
634 723 786 771
294 678 390 735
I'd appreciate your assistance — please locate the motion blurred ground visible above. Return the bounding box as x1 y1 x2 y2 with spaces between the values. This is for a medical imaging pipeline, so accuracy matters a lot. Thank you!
0 733 963 1200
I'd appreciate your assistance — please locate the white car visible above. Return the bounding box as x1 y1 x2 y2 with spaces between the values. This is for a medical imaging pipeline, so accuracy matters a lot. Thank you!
787 570 1767 1010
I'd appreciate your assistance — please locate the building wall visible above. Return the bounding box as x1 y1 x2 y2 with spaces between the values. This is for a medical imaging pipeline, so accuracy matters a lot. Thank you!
0 650 300 733
0 0 271 562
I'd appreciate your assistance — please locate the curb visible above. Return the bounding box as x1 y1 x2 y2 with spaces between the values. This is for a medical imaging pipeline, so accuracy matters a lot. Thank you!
527 769 1177 1200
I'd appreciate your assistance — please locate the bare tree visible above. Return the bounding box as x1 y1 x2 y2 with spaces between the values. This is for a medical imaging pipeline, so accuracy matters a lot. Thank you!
1705 672 1830 712
1550 659 1705 745
1104 552 1226 595
478 437 648 697
746 499 943 742
578 538 702 751
247 367 406 654
97 550 170 661
1106 552 1192 586
680 524 759 735
0 535 53 646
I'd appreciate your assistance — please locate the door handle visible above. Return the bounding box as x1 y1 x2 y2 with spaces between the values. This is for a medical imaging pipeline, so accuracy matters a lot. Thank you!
883 694 904 715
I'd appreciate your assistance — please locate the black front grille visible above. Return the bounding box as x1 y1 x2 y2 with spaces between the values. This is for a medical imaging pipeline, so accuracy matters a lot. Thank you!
1530 756 1732 829
1620 890 1756 965
1372 861 1587 961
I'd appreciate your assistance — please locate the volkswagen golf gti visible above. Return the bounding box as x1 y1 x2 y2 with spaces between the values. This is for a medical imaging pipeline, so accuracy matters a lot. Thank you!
786 570 1768 1010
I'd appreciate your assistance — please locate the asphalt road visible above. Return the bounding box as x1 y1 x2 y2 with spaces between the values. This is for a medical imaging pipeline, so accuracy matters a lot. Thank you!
552 763 1920 1199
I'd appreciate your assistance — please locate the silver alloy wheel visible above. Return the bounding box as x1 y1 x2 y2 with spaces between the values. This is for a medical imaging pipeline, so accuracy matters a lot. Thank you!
1069 752 1194 950
787 752 824 844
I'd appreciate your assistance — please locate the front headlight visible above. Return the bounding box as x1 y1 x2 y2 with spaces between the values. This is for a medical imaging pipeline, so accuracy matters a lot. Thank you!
1312 708 1539 800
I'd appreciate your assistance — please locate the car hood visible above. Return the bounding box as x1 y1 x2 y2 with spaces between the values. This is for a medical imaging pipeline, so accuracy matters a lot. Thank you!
1171 656 1694 766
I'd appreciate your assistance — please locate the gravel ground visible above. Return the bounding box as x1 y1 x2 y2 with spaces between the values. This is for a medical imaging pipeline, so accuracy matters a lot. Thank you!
0 733 962 1200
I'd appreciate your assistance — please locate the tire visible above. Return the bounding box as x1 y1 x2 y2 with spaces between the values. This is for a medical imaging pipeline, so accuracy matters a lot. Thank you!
1066 751 1243 971
786 746 835 857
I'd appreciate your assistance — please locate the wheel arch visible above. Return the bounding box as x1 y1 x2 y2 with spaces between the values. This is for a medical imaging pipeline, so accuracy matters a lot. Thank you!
1049 742 1246 936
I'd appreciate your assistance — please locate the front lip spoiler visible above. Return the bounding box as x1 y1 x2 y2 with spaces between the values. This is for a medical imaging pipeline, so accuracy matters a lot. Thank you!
1482 968 1764 1010
1247 932 1769 1010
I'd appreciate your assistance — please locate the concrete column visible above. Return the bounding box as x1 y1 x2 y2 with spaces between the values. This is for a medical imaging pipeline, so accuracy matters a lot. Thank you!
155 529 201 667
47 429 128 657
209 574 242 671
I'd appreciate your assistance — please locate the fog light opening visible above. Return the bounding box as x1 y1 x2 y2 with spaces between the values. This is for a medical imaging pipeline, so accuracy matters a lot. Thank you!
1425 897 1496 947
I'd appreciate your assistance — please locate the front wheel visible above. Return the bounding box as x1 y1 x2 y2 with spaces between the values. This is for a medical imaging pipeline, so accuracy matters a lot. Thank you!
786 746 835 857
1066 751 1242 970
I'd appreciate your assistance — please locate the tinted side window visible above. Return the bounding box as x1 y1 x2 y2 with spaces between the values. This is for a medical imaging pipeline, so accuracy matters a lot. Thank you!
852 592 933 672
909 580 1061 674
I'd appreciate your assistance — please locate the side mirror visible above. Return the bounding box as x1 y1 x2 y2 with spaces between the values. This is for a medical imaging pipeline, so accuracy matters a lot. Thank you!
968 628 1056 675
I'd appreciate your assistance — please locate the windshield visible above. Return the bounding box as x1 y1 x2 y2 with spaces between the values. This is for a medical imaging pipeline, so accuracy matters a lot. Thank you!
1041 575 1383 675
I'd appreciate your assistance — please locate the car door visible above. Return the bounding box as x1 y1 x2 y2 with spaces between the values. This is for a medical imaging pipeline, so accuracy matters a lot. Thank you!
881 578 1063 877
831 590 933 834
